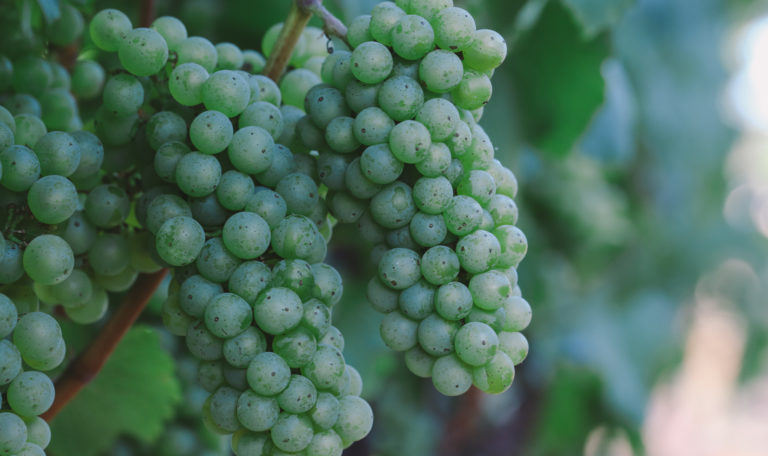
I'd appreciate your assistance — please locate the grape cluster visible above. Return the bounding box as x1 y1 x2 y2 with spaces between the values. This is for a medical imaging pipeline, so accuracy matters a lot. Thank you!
84 8 372 456
295 0 530 396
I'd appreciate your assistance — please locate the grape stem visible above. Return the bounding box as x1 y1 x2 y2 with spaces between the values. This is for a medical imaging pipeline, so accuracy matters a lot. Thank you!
42 269 169 422
139 0 156 27
262 0 349 82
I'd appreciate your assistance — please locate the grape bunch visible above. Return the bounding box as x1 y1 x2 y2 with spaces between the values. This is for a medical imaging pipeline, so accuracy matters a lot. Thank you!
293 0 531 396
83 8 373 456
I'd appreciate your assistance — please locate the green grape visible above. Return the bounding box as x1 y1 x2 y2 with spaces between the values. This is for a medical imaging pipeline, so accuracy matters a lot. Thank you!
156 216 206 266
431 353 471 395
305 85 349 129
409 211 447 247
12 312 62 366
456 229 500 273
306 429 343 456
0 294 17 338
151 16 187 51
353 107 393 146
178 274 221 318
5 94 41 117
170 62 209 106
198 360 225 392
23 235 73 285
177 36 218 72
456 170 495 206
420 246 459 286
297 114 327 151
7 371 55 417
359 144 403 185
70 60 106 99
301 343 345 390
493 224 527 268
498 331 528 364
262 22 306 60
370 2 406 46
316 153 349 191
204 292 252 338
70 131 104 180
454 321 498 366
228 126 274 174
222 212 271 259
102 74 144 117
175 151 222 197
253 287 303 335
216 170 255 211
334 396 373 444
85 184 130 228
11 57 51 96
319 326 345 352
189 110 232 154
275 173 319 216
244 189 287 230
301 298 331 337
406 346 436 378
408 0 453 19
0 242 24 285
213 42 243 70
370 182 416 229
196 238 241 283
118 28 169 76
416 98 459 141
0 122 12 150
310 263 342 307
350 41 393 84
487 194 518 226
270 413 313 453
247 351 291 395
0 339 22 385
206 386 241 433
271 259 314 300
442 157 465 186
419 50 463 93
239 101 283 138
379 310 419 352
23 417 50 450
498 296 531 332
310 392 340 430
242 49 266 73
321 51 345 85
14 114 47 148
65 285 108 324
270 215 322 261
327 192 365 223
367 277 398 313
418 313 458 356
50 269 93 307
443 195 483 235
399 279 435 320
415 142 451 177
392 15 434 60
325 116 360 154
90 9 132 51
223 326 266 368
389 120 431 163
0 412 27 455
347 15 373 48
277 375 318 414
253 74 281 105
273 325 317 369
452 70 492 110
378 247 421 290
487 159 518 198
433 7 475 51
186 320 224 361
472 351 514 394
49 62 71 90
462 29 507 72
146 111 187 150
469 270 510 310
279 69 321 109
236 390 279 432
89 233 131 276
0 145 40 191
202 70 250 117
154 141 189 183
39 89 79 131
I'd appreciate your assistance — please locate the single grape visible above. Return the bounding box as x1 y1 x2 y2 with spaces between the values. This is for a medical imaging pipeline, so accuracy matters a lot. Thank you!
118 28 169 76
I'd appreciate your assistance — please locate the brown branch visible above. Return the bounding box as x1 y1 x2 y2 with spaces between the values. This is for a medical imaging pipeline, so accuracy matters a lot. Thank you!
302 0 350 47
438 387 483 456
42 269 169 422
139 0 156 28
263 0 313 81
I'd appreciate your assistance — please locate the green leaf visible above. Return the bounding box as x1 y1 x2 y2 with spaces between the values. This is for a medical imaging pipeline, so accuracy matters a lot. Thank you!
35 0 61 24
561 0 634 37
49 326 182 456
509 0 609 157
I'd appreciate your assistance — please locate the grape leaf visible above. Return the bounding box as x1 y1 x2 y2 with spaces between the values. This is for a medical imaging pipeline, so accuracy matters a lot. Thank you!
35 0 61 24
509 0 609 157
48 326 182 456
561 0 635 37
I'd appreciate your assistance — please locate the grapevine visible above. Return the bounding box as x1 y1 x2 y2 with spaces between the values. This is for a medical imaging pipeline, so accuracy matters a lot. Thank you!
0 0 528 455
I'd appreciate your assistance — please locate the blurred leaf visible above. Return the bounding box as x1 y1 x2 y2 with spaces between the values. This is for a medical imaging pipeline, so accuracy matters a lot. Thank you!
510 0 609 157
35 0 61 23
561 0 634 37
49 326 182 456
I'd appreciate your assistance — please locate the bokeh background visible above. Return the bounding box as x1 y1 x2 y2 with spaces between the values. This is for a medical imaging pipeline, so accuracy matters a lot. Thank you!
26 0 768 454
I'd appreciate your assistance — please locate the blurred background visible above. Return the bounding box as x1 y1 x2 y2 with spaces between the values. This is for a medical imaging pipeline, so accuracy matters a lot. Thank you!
34 0 768 454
